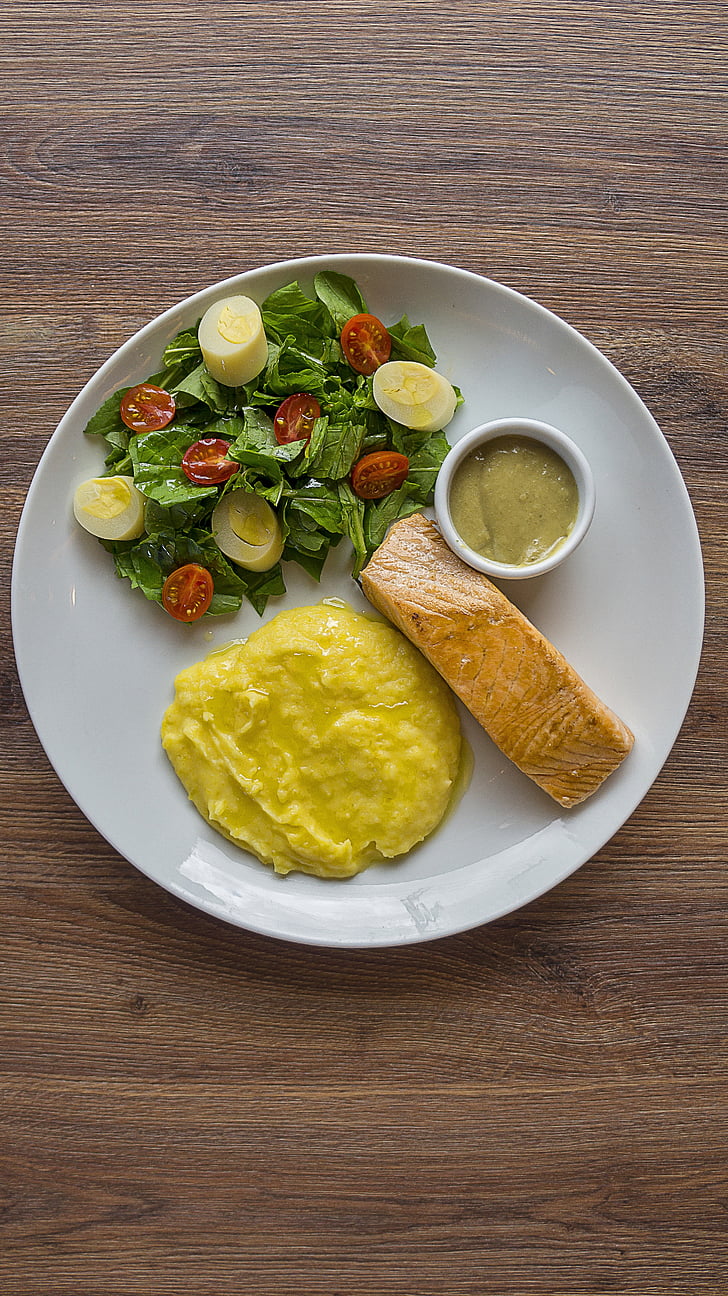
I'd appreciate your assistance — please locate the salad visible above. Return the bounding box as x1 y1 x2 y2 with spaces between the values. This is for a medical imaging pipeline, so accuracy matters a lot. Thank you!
76 270 461 621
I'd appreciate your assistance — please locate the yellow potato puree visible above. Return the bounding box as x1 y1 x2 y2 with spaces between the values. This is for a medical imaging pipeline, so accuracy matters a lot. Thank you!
161 601 463 879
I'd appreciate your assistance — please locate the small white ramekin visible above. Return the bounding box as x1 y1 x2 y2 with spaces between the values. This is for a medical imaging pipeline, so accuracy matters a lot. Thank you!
434 417 596 580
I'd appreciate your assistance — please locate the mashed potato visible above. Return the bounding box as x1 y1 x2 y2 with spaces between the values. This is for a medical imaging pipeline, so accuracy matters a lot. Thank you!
161 601 463 879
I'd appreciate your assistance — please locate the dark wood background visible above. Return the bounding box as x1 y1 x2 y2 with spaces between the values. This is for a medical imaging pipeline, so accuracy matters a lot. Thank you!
2 4 726 1294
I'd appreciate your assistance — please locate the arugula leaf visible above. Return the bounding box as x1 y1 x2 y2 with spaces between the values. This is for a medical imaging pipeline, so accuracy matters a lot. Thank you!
350 378 380 413
104 445 133 475
282 544 327 582
227 448 285 486
261 281 336 347
162 326 201 368
201 413 247 442
170 362 244 413
84 388 130 450
388 315 438 367
283 512 334 556
313 272 367 331
260 336 335 398
282 478 345 535
388 419 437 457
238 562 286 615
303 415 365 481
405 430 451 499
143 496 212 534
111 528 248 616
336 481 368 577
227 411 306 486
234 406 279 451
363 485 422 553
129 426 219 507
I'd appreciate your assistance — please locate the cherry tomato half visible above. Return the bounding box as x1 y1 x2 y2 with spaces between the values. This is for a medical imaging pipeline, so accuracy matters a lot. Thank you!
161 563 214 622
273 393 321 445
182 438 239 485
120 383 176 432
351 451 410 500
340 313 392 376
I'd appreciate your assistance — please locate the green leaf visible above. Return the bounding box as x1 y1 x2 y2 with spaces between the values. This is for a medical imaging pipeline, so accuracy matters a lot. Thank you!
363 485 422 553
129 426 219 507
228 448 284 484
104 445 133 475
170 362 243 413
282 542 331 583
228 409 306 484
313 271 368 331
405 430 452 501
388 315 438 367
237 562 286 616
283 513 333 555
336 481 368 577
234 406 279 452
201 413 247 442
143 496 212 533
282 478 345 535
162 326 202 368
261 336 333 398
111 528 249 617
303 415 365 481
261 281 335 348
84 388 129 450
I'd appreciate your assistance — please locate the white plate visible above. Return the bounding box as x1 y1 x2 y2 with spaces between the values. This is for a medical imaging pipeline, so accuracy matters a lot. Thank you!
11 255 704 948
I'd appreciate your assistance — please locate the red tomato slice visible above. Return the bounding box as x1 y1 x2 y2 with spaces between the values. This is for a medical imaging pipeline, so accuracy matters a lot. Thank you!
162 564 214 622
273 393 321 445
120 383 176 432
181 438 239 485
351 451 409 500
340 314 392 376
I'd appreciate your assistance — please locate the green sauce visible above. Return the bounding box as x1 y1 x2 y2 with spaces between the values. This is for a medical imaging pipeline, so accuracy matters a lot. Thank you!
449 434 579 567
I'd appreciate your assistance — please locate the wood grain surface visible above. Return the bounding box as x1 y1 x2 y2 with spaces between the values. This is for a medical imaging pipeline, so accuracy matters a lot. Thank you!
2 3 727 1294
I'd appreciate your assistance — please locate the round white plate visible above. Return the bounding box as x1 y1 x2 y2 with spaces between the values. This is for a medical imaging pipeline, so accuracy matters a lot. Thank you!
11 254 704 948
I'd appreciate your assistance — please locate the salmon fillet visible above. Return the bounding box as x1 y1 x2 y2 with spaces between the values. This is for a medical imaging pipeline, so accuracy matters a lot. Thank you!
360 513 634 808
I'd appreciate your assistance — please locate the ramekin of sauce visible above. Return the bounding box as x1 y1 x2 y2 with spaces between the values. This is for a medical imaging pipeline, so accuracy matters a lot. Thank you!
434 418 596 580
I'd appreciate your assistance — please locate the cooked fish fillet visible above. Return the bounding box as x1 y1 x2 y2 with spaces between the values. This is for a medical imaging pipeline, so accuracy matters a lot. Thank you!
360 513 634 808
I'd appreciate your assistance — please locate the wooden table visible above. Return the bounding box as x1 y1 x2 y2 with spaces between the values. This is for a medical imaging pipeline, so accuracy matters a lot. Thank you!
3 4 726 1293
